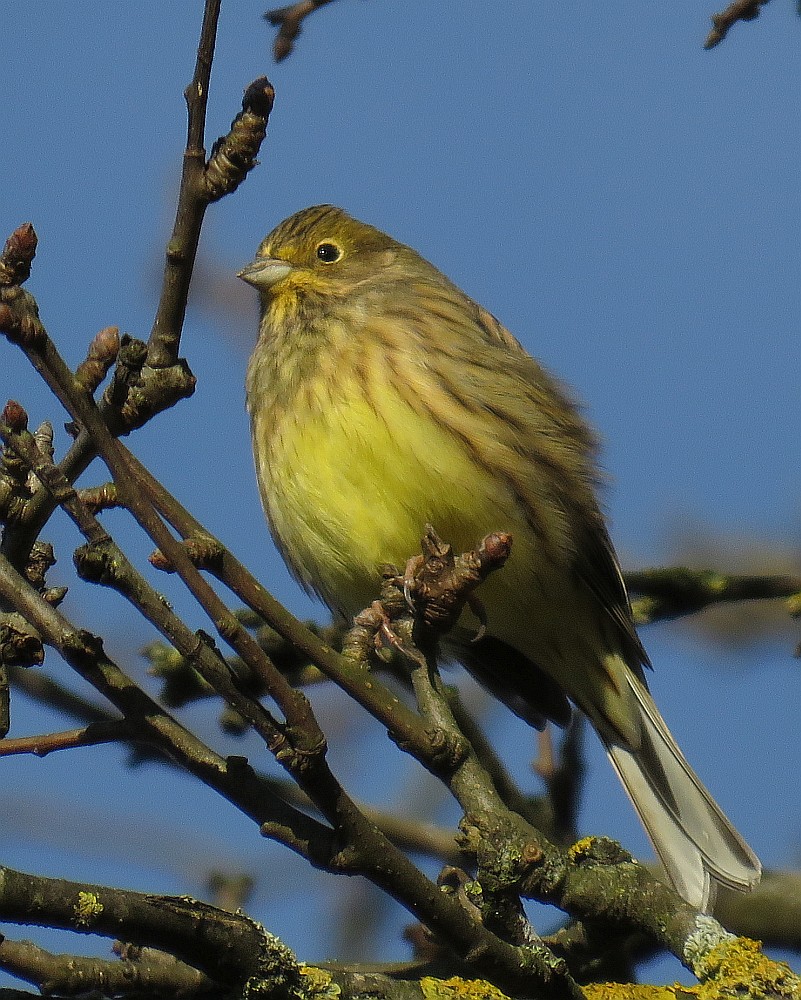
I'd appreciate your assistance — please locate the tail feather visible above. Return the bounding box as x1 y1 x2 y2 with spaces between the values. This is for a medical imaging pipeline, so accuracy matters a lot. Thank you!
604 671 761 912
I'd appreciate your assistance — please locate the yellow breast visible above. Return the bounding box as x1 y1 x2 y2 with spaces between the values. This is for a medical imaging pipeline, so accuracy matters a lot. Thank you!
248 334 634 735
252 363 525 614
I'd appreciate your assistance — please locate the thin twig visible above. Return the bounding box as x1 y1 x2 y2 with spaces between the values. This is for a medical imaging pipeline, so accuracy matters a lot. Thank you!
0 549 335 856
0 409 302 759
148 0 274 367
265 0 337 61
0 721 130 758
124 441 435 757
705 0 772 48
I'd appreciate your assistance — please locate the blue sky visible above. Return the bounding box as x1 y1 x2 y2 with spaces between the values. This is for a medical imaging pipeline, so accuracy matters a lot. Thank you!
1 0 799 985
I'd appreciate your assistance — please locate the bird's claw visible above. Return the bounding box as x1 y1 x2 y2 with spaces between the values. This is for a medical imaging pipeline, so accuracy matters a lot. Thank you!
402 555 420 612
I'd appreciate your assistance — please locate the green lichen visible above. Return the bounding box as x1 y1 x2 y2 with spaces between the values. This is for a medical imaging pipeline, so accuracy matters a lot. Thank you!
242 923 305 1000
73 891 103 927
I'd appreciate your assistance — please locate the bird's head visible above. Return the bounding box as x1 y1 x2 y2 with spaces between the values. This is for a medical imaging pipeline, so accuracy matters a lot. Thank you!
238 205 402 304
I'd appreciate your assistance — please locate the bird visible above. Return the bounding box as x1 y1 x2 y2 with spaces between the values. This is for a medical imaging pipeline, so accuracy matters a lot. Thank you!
239 204 761 911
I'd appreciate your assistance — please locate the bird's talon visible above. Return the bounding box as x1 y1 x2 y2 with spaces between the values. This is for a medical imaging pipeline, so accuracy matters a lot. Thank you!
402 555 420 611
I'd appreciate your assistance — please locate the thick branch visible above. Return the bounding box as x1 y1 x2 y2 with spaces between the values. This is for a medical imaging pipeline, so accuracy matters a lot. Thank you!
0 867 301 991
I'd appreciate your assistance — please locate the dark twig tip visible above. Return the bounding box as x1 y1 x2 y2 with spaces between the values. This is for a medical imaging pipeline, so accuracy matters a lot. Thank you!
243 76 276 116
5 223 38 262
274 37 293 62
2 400 28 432
0 223 38 286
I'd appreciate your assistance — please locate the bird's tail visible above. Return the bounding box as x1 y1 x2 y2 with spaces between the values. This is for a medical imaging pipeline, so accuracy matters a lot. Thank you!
603 668 761 912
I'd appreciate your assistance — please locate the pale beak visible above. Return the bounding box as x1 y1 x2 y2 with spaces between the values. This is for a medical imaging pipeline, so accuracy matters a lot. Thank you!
238 257 293 289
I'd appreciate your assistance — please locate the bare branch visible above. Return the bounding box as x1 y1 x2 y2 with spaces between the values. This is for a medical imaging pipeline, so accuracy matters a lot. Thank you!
147 56 274 367
0 721 131 759
265 0 337 61
0 936 218 998
0 868 304 992
626 565 801 625
705 0 773 48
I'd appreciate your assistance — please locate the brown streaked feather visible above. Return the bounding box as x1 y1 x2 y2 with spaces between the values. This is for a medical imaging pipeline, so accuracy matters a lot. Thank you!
369 278 648 679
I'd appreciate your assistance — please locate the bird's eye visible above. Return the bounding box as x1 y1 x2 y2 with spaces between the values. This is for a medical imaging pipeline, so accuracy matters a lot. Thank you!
316 242 342 263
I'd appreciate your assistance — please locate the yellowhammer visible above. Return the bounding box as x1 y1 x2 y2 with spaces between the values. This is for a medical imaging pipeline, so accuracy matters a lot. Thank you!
239 204 760 910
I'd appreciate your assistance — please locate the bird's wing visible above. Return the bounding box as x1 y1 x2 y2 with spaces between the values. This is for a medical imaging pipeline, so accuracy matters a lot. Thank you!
474 303 649 676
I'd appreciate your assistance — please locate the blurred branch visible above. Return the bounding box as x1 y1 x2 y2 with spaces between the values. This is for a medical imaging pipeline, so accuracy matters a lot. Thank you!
265 0 337 60
7 663 112 724
0 937 217 998
705 0 773 48
534 720 585 846
716 870 801 949
626 566 801 625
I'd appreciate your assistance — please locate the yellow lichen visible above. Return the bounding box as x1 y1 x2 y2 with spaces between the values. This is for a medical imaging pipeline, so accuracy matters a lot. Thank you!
299 966 341 1000
73 891 103 927
413 936 800 1000
568 836 597 861
694 937 800 999
420 975 509 1000
585 985 678 1000
585 937 801 1000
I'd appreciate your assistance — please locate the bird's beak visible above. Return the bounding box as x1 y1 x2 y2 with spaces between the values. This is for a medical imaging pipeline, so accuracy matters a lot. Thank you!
238 257 294 289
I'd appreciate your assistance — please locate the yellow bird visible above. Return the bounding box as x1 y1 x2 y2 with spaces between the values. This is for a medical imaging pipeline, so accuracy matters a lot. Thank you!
240 204 760 910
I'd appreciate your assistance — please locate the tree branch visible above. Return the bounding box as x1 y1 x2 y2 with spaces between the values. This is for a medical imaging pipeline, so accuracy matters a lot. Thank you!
265 0 338 61
625 565 801 625
0 867 303 992
704 0 773 48
0 936 218 998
